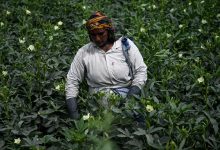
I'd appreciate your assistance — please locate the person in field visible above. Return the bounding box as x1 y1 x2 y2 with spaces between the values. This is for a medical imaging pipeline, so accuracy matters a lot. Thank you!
65 11 147 119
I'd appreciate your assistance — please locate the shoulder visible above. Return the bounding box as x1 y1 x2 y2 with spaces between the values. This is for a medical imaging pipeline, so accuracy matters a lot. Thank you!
114 36 128 48
76 42 95 55
113 36 137 51
78 42 92 52
120 36 138 49
119 36 136 46
113 37 122 48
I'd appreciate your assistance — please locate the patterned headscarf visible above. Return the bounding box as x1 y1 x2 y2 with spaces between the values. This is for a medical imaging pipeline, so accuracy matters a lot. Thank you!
86 11 113 31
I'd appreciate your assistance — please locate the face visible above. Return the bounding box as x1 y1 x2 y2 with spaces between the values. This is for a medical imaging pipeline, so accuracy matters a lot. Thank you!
89 29 108 48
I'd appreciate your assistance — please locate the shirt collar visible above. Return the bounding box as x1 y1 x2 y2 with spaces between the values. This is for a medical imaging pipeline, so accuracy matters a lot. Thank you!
91 36 123 51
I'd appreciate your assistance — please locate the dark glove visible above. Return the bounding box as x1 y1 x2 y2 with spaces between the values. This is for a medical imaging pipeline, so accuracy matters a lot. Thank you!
66 97 79 119
127 86 141 98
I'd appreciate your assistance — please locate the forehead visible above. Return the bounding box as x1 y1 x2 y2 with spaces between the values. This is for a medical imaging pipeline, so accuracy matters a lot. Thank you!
89 28 107 34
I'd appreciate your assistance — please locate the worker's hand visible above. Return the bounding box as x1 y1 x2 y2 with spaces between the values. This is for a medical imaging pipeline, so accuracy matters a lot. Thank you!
127 86 141 98
66 97 79 119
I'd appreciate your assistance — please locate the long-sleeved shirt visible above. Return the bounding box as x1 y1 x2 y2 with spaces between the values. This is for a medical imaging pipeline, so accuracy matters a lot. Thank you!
65 37 147 99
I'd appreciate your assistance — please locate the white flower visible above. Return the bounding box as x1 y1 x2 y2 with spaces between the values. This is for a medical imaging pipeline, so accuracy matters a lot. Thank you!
170 8 175 13
82 19 86 25
198 29 202 32
188 2 192 5
179 24 183 28
19 37 25 44
109 90 114 94
82 6 86 9
141 4 147 7
166 33 171 38
178 53 183 58
217 14 220 18
83 113 90 120
27 45 35 51
201 45 205 49
215 35 219 39
2 71 8 76
152 5 156 9
57 21 63 26
183 9 186 13
200 0 205 4
49 36 53 41
25 9 31 15
146 105 154 112
201 19 207 24
197 76 204 83
140 27 146 33
55 85 60 90
195 57 200 62
140 3 147 10
14 138 21 144
54 25 59 30
176 40 180 43
6 11 11 15
0 22 4 26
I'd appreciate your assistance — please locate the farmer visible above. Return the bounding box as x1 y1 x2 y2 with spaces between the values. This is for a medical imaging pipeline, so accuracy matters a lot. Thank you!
65 11 147 119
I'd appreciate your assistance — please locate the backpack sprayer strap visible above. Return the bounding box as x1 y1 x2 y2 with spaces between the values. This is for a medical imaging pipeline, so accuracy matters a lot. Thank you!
121 37 134 80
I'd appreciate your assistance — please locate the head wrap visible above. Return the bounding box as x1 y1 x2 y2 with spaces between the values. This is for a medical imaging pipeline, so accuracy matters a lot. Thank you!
86 11 113 31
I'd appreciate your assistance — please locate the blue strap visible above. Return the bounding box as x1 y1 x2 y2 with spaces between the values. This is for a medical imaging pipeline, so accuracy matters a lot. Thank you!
111 87 129 98
121 37 134 80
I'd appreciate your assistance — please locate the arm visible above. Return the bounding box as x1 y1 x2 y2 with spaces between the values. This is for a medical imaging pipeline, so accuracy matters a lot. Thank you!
65 49 85 118
127 39 147 97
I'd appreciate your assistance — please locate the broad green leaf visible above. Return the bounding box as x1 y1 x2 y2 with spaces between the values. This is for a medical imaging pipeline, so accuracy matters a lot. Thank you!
203 111 219 135
148 127 164 134
178 138 186 150
133 128 146 136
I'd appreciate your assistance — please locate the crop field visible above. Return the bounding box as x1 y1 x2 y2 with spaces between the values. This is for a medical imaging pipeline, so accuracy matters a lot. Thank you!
0 0 219 149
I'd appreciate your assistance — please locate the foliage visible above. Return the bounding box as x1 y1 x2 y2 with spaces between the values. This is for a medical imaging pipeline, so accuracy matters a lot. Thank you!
0 0 219 149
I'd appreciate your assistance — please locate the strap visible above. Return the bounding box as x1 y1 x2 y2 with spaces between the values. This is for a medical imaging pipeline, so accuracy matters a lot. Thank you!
121 37 134 80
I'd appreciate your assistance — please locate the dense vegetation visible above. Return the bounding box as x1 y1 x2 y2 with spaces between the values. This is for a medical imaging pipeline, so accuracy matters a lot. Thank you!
0 0 219 149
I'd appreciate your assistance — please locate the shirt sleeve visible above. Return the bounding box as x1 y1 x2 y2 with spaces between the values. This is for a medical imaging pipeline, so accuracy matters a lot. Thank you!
65 48 85 99
128 39 147 89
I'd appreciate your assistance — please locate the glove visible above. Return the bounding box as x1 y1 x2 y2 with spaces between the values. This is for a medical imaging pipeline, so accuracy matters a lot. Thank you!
66 97 79 119
127 86 141 98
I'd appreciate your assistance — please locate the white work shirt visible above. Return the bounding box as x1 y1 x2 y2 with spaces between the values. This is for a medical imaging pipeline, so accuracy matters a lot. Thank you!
65 37 147 99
